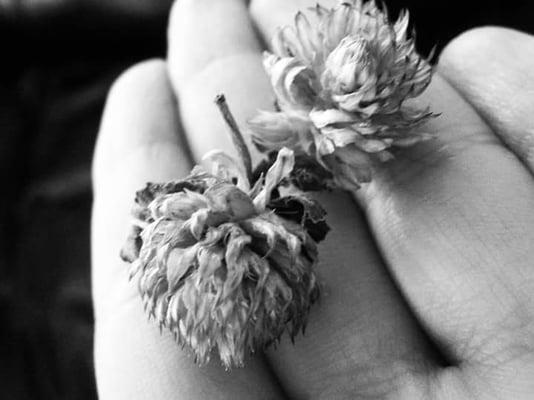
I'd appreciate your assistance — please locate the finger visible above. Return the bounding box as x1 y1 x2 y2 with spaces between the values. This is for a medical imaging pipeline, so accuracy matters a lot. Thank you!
166 0 289 397
264 191 441 399
356 72 534 393
167 0 273 162
92 60 282 400
93 60 191 315
250 0 338 43
171 1 444 398
439 27 534 173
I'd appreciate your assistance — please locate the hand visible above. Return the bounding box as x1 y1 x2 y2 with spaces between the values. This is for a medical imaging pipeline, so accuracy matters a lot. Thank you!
91 1 534 398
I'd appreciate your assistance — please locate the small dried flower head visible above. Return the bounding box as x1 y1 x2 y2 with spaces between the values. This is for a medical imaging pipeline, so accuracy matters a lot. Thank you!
120 148 329 368
249 0 436 190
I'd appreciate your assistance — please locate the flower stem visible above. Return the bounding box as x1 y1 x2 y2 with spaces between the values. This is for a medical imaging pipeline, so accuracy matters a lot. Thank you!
215 94 253 184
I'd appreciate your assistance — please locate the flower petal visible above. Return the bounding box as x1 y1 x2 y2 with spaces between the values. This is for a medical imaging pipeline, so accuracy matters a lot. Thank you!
263 53 318 111
295 11 317 64
249 111 315 154
253 147 295 210
148 191 208 220
321 126 361 148
309 108 355 128
202 149 249 191
167 245 198 291
203 182 257 220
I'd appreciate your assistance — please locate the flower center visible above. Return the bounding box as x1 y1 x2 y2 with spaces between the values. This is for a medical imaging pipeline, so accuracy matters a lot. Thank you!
323 36 377 95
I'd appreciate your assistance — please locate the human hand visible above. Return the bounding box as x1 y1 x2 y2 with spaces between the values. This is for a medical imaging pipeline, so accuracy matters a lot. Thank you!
92 0 534 398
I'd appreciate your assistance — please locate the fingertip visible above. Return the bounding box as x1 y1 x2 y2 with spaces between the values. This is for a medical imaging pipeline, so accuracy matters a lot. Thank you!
438 26 534 170
93 58 189 190
439 26 532 73
167 0 261 89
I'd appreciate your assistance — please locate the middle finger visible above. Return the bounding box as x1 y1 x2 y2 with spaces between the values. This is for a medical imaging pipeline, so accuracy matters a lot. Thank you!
167 0 285 398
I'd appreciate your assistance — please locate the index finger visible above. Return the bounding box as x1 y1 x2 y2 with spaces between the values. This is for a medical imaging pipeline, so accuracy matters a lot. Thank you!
92 60 282 399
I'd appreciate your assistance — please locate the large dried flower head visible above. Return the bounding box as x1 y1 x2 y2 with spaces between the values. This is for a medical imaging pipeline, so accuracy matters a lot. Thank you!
120 148 329 368
249 0 436 190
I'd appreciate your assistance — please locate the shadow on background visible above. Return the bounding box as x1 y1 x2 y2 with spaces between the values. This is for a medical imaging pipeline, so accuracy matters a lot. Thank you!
0 0 532 399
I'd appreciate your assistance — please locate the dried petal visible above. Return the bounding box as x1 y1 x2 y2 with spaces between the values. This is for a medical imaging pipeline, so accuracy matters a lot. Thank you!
253 147 295 210
248 110 314 153
203 150 250 191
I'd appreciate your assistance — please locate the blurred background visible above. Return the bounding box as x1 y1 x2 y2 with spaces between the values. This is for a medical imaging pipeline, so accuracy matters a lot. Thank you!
0 0 532 399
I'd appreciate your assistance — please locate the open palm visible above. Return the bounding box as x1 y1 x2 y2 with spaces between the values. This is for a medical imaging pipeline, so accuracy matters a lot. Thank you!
92 1 534 398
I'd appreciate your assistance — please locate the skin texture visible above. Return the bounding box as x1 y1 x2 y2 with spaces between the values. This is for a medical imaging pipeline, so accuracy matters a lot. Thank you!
92 1 534 399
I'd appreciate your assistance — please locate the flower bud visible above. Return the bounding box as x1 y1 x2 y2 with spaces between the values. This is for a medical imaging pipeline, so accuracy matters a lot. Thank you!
323 36 379 114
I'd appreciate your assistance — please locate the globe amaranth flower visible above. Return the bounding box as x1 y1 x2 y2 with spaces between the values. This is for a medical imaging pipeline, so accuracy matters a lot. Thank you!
249 0 436 190
120 148 329 368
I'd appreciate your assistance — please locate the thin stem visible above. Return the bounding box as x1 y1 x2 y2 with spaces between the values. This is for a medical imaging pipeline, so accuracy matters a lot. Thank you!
214 94 253 184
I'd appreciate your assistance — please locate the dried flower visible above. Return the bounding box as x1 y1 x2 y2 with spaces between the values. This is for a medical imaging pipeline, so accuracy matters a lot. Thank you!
249 0 436 190
120 144 329 368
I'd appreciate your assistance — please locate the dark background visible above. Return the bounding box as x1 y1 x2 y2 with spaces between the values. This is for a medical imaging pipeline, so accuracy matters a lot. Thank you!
0 1 532 399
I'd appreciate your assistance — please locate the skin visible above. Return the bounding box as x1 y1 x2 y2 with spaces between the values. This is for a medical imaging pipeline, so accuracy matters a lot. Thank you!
91 0 534 398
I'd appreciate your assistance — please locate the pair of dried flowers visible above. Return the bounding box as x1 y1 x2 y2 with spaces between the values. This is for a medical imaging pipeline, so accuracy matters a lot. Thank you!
120 0 435 368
